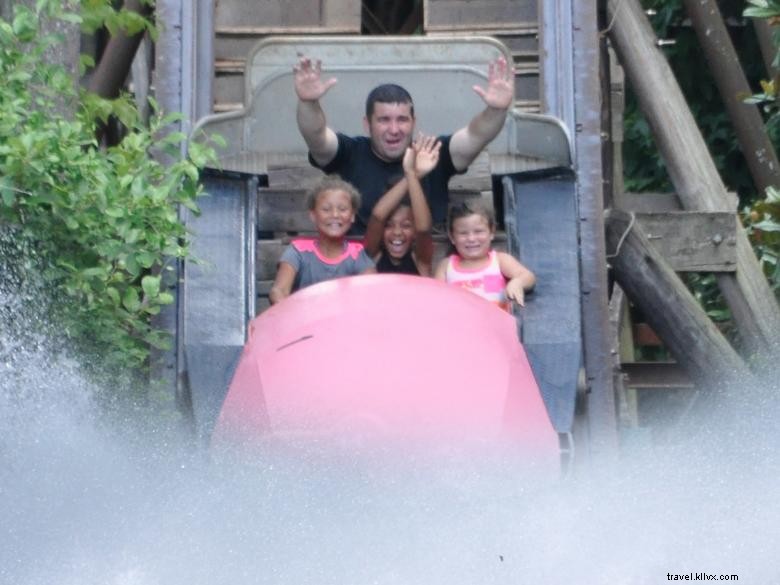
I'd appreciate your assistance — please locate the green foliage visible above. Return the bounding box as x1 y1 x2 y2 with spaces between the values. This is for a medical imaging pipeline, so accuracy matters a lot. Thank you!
745 187 780 293
0 4 216 378
744 0 780 21
625 0 765 200
742 0 780 297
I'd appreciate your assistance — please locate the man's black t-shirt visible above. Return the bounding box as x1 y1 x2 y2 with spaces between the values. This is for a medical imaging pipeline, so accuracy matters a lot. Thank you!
310 133 462 232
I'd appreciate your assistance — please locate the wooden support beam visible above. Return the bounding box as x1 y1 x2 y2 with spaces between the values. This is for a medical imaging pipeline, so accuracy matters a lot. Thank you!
753 18 780 81
605 209 752 390
606 0 780 358
683 0 780 194
609 285 640 427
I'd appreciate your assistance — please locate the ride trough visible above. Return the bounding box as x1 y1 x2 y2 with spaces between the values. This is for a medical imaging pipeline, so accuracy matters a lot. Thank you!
210 275 560 467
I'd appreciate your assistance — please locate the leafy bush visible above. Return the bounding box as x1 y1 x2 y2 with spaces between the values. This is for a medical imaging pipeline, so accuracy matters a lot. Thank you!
0 3 217 379
742 0 780 296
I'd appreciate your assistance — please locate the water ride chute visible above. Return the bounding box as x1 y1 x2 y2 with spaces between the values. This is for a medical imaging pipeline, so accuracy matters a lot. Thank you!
211 274 559 462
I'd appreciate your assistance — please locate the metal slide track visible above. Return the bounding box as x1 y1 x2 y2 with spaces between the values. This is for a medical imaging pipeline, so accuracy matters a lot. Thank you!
503 170 581 432
182 171 258 441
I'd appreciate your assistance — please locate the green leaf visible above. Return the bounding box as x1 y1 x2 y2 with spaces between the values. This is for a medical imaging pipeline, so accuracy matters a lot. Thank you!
82 266 107 278
745 8 780 18
158 292 174 305
12 7 38 42
141 274 160 298
137 252 157 268
0 177 16 206
58 12 82 24
754 220 780 232
106 287 121 305
122 287 141 312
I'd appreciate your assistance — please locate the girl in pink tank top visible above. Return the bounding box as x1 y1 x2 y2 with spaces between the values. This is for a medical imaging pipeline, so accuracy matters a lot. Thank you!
434 202 535 311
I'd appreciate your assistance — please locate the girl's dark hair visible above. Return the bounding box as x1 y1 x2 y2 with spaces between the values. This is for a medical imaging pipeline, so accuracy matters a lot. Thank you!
446 201 496 234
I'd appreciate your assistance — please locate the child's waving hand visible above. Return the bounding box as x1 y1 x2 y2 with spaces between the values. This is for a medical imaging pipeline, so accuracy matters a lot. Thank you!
412 134 442 178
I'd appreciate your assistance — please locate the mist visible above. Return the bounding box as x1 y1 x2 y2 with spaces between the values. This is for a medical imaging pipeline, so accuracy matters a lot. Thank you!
2 238 779 584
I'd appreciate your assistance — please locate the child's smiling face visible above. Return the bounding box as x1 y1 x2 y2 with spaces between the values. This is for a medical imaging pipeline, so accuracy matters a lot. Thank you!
383 205 415 260
309 189 355 239
449 213 494 262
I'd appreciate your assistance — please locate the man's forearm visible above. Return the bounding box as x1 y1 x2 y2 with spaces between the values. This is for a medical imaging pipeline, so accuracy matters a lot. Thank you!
450 105 509 171
297 99 328 149
468 105 508 146
297 99 338 166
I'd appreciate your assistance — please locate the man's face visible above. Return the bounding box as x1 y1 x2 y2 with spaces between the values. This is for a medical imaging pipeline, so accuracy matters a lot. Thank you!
364 102 415 162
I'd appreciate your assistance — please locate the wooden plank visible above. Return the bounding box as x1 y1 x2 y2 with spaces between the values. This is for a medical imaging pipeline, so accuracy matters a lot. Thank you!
513 65 540 103
216 25 360 35
424 0 537 31
449 151 492 193
609 285 639 426
621 362 693 389
322 0 361 30
215 35 261 62
427 30 540 58
215 59 244 72
257 189 312 232
216 1 318 29
215 31 351 61
256 239 286 281
635 211 737 272
213 72 244 108
215 0 360 31
267 164 324 190
605 208 751 390
514 100 541 113
619 192 738 213
619 192 682 213
496 32 539 56
257 280 273 296
214 102 242 113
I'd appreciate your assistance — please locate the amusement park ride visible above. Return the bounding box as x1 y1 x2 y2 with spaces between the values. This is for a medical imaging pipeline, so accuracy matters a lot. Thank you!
173 1 774 469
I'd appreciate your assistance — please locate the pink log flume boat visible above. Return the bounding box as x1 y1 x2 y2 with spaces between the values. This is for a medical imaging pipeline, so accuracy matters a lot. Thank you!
212 274 559 466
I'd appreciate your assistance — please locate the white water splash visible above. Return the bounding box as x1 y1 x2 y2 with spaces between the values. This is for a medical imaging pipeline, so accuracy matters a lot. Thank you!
2 236 779 584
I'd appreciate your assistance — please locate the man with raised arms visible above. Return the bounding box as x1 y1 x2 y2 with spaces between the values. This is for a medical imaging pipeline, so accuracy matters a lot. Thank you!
293 55 514 232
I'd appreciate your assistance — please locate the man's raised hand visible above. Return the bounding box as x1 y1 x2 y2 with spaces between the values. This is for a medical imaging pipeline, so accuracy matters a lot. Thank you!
293 56 338 102
472 56 514 111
